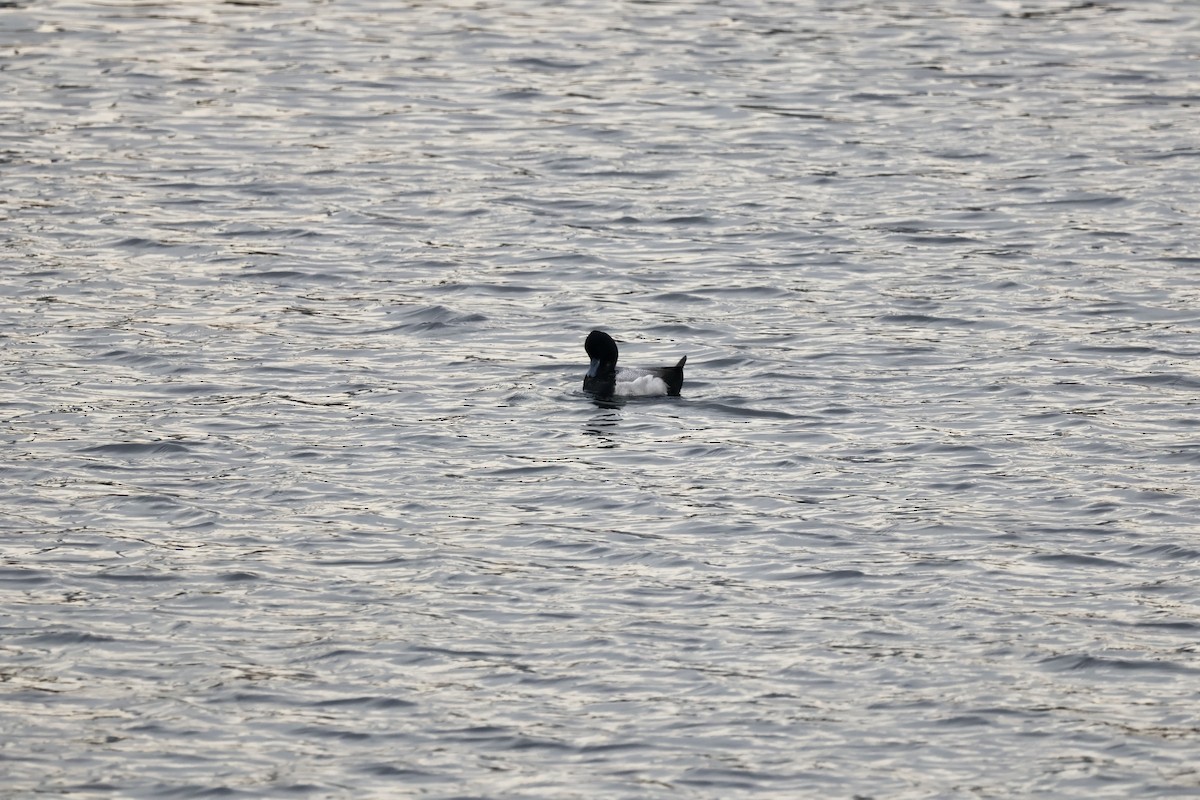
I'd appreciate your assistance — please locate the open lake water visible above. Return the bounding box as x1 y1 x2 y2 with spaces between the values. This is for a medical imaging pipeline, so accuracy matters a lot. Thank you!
3 0 1200 797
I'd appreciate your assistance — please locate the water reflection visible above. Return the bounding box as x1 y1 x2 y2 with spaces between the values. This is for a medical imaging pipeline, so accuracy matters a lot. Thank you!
582 409 621 447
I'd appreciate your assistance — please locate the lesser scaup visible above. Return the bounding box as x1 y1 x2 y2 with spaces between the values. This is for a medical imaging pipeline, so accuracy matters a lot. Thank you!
583 330 686 398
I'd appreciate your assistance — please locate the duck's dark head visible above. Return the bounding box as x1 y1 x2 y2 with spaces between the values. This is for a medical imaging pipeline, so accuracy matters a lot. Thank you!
583 330 619 395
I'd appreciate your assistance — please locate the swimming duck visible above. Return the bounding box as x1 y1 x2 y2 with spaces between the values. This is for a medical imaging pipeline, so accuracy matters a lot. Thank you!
583 330 686 398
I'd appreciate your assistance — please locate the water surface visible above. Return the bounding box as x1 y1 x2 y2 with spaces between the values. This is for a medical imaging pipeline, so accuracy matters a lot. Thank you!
3 1 1200 797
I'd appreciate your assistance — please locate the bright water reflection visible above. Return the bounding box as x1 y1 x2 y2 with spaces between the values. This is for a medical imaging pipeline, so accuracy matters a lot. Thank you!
2 0 1200 797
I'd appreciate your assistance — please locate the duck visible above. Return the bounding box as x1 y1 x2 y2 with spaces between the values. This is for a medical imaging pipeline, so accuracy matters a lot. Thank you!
583 330 686 398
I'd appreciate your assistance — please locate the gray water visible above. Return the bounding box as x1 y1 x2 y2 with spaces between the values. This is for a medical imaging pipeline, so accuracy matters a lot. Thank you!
3 0 1200 797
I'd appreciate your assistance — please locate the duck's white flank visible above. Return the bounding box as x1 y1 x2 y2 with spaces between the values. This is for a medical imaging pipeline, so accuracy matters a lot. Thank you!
615 372 670 397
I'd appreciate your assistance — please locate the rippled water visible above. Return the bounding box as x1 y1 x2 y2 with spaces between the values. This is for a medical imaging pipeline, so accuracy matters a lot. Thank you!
3 0 1200 797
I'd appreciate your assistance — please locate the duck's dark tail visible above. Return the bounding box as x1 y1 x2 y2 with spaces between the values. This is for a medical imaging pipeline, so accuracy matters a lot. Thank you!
659 355 686 396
